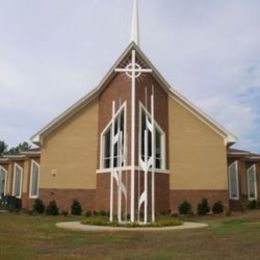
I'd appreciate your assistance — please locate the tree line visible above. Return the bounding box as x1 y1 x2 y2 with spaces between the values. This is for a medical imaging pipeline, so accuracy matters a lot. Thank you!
0 141 31 156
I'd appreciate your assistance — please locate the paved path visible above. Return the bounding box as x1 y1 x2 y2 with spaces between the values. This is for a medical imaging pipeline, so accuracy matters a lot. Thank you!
56 221 208 232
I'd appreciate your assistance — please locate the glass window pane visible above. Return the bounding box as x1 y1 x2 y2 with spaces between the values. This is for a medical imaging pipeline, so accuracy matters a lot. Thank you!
102 107 125 169
14 166 22 197
30 163 39 197
247 166 256 199
229 163 238 199
0 169 5 197
140 107 165 170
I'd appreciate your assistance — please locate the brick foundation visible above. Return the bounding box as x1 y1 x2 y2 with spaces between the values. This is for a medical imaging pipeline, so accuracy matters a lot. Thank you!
39 189 96 212
96 171 169 215
170 190 229 213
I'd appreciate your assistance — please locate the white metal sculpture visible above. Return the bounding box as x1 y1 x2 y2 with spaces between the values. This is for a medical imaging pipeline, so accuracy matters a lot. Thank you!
109 102 128 223
110 0 155 223
138 89 155 224
115 50 152 223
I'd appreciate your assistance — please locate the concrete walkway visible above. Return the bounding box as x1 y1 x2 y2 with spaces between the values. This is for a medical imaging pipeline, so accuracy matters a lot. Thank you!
56 221 208 232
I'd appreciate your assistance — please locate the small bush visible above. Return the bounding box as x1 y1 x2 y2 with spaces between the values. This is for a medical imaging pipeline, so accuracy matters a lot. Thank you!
100 210 107 216
81 216 110 226
28 209 34 215
160 209 171 216
85 211 92 217
93 211 99 216
46 200 59 216
153 218 183 227
33 199 45 214
197 198 210 216
178 200 192 215
212 201 224 214
81 216 183 228
71 200 82 215
62 210 69 217
247 200 257 210
0 195 22 212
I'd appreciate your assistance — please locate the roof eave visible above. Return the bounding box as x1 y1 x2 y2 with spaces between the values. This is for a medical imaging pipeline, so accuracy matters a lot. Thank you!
30 42 237 146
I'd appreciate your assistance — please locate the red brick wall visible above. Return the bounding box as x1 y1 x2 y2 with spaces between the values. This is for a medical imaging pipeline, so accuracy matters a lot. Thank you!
136 73 169 166
96 171 131 213
170 190 229 213
98 73 132 167
39 189 96 212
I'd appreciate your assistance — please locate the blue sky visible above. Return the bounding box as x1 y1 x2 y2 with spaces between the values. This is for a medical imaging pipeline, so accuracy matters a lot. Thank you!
0 0 259 153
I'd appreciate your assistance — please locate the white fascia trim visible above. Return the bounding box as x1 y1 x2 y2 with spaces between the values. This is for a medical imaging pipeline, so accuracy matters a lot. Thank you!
0 158 9 163
131 44 238 145
12 163 23 199
20 151 41 156
30 44 135 144
228 160 240 200
3 155 26 159
170 95 237 145
30 42 237 146
29 160 40 199
0 165 8 196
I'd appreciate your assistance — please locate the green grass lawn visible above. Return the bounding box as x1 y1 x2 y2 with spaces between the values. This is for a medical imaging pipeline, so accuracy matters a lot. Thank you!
0 210 259 260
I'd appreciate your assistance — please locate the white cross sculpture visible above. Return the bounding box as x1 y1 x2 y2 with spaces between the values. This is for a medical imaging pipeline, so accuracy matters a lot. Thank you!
109 101 127 223
115 49 152 222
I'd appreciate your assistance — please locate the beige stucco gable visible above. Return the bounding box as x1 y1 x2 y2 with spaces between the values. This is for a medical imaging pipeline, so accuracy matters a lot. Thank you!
168 96 228 190
40 98 98 190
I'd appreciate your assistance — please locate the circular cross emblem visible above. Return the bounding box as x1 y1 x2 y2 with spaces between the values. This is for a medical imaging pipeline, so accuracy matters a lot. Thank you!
126 62 142 78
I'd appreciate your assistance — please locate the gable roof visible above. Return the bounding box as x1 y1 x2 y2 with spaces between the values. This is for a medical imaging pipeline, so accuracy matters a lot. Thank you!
31 42 237 145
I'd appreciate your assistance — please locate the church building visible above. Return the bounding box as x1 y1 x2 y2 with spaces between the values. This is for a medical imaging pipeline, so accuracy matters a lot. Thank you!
0 1 259 223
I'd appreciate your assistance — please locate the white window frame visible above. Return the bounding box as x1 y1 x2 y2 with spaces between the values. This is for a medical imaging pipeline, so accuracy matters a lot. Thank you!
247 164 258 201
29 160 40 199
12 163 23 199
99 102 127 170
139 102 166 171
0 166 7 198
228 161 239 200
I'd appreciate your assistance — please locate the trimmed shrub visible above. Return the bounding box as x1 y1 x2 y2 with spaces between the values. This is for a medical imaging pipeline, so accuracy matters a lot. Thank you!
197 198 210 216
81 216 183 227
212 201 224 214
33 199 45 214
85 211 92 217
93 211 99 216
62 210 69 217
46 200 59 215
178 200 192 215
247 200 257 210
160 209 171 216
0 195 22 212
71 200 82 215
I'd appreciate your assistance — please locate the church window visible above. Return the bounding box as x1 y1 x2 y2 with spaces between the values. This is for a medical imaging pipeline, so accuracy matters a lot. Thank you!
140 105 165 170
247 164 257 200
228 161 239 200
101 104 126 169
12 163 23 198
29 160 40 198
0 166 7 199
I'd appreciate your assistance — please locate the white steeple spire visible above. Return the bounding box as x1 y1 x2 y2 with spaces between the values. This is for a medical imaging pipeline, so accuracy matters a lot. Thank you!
130 0 140 46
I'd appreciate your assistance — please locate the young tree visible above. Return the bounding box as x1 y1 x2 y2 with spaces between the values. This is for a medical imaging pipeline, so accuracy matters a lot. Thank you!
0 141 8 156
8 141 32 154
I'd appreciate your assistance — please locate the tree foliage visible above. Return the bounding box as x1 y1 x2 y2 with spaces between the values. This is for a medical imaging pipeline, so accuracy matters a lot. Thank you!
0 141 8 156
7 142 31 154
